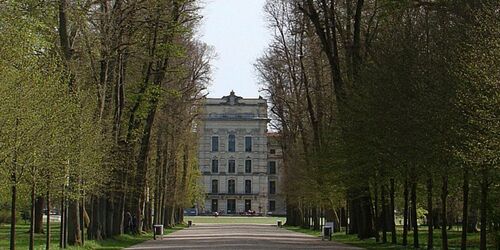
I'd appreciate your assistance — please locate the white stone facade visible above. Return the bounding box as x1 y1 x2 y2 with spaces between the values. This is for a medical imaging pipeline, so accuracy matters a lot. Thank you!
197 91 286 215
266 134 286 215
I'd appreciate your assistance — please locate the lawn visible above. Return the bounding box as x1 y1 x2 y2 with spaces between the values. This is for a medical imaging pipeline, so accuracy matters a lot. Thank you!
0 222 185 250
184 215 286 224
285 225 491 250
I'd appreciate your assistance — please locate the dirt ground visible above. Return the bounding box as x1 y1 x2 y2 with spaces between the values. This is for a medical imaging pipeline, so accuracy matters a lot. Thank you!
125 223 363 249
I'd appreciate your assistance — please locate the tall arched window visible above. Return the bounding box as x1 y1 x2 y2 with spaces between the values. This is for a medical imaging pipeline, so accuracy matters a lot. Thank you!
211 159 218 173
245 159 252 173
211 136 219 152
245 136 252 152
228 179 235 194
212 179 218 194
228 159 235 173
245 180 252 194
228 134 236 152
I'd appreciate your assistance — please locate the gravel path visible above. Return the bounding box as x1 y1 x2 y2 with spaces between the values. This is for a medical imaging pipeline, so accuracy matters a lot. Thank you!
125 223 363 249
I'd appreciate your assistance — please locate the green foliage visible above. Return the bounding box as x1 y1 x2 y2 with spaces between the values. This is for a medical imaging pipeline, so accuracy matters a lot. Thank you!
259 0 498 246
0 0 109 223
0 0 211 247
0 210 18 224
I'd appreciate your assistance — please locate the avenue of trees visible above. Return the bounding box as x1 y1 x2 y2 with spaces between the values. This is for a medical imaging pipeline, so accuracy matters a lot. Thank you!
257 0 498 249
0 0 211 249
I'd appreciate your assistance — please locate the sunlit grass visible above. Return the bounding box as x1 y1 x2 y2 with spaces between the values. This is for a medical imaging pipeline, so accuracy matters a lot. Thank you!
0 222 185 249
285 225 488 250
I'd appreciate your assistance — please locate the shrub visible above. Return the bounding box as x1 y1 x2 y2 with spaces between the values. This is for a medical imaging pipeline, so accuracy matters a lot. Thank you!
0 210 18 224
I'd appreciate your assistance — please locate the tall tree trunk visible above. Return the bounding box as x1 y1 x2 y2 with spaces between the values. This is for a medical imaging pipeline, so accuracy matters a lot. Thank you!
403 178 409 246
303 0 345 100
461 168 469 250
312 206 320 230
105 198 114 237
468 206 479 233
307 207 311 228
285 203 300 226
58 0 74 90
145 200 152 231
35 196 45 233
159 187 165 227
348 196 358 234
80 198 85 246
30 183 35 250
441 175 448 250
411 180 419 248
346 198 350 234
46 190 51 250
112 193 124 236
381 185 387 243
88 196 105 241
59 190 65 248
332 208 341 232
427 177 433 250
374 184 380 242
9 170 17 250
164 205 174 227
390 178 396 244
153 133 163 225
357 187 375 239
133 106 157 233
479 168 488 250
64 198 68 248
178 207 183 224
67 200 81 246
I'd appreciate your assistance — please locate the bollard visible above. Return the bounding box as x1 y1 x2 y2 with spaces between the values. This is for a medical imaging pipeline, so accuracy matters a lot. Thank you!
153 224 164 240
322 223 333 241
188 220 192 227
277 220 282 228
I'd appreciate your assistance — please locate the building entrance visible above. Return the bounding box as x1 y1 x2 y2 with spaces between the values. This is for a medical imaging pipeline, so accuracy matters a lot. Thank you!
211 199 218 212
227 199 236 214
245 199 252 211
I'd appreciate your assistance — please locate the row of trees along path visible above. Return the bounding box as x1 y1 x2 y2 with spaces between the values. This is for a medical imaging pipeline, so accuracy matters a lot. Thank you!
256 1 498 250
1 0 212 249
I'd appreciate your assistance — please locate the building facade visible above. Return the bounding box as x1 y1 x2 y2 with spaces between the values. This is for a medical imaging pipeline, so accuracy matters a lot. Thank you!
266 133 286 215
197 91 285 215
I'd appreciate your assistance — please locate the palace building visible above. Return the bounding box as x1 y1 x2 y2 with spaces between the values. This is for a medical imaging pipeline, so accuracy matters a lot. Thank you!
197 91 285 215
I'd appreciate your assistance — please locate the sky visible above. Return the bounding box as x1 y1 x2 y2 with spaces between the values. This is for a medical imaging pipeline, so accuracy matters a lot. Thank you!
199 0 271 98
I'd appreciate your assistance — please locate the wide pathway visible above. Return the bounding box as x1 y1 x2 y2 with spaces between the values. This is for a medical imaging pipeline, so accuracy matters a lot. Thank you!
126 223 362 249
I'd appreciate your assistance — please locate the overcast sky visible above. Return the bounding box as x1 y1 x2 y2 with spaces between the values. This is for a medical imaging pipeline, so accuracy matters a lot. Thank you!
199 0 271 98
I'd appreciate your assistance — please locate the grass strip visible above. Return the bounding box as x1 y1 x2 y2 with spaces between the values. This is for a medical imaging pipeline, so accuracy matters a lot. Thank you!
284 225 485 250
0 222 185 250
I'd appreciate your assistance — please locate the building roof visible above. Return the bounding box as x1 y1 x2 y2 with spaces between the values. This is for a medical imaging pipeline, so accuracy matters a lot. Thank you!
205 90 266 106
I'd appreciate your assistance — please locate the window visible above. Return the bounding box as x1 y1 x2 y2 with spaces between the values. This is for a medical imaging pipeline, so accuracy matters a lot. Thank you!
211 159 218 173
211 136 219 152
211 179 218 194
245 136 252 152
228 134 235 152
269 181 276 194
212 199 218 212
228 179 235 194
227 199 236 214
270 149 276 154
269 200 276 212
228 159 235 173
245 180 252 194
268 161 276 174
245 159 252 173
245 199 252 211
